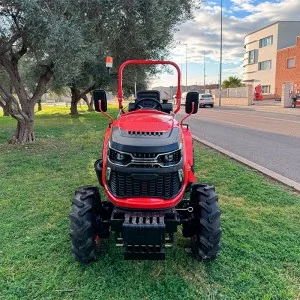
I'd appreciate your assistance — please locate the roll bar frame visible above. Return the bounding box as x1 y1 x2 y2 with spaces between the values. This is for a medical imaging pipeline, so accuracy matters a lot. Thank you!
118 60 182 114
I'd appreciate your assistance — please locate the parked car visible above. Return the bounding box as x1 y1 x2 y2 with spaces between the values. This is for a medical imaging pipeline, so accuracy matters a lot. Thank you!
199 93 214 108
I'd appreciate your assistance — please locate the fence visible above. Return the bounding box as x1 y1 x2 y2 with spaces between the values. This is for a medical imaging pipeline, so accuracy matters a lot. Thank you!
211 86 253 106
212 87 248 98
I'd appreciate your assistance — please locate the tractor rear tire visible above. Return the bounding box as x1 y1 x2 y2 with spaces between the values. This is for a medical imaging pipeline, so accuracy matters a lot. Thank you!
69 186 101 263
190 184 221 260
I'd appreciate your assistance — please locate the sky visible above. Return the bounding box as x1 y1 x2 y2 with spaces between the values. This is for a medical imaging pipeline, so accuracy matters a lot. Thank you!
150 0 300 88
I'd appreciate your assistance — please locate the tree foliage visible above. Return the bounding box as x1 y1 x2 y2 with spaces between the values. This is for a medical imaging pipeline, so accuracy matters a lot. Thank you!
0 0 201 141
222 76 243 88
64 0 200 115
0 0 89 142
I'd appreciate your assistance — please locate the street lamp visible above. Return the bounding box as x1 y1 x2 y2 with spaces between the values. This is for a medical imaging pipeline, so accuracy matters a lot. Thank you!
179 43 207 93
219 0 223 106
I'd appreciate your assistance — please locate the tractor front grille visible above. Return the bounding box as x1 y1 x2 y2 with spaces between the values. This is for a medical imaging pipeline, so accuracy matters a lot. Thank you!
108 170 182 199
128 131 163 137
132 152 158 159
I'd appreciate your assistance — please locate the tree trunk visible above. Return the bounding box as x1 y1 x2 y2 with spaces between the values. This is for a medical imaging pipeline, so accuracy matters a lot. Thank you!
70 100 79 115
8 101 36 144
88 97 94 111
0 92 35 143
0 51 54 144
37 100 42 111
70 88 81 116
3 105 9 116
82 94 94 111
12 117 35 143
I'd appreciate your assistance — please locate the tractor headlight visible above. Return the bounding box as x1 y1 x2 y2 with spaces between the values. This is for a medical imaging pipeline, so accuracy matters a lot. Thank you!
116 152 125 161
109 148 131 165
164 153 174 162
158 150 181 166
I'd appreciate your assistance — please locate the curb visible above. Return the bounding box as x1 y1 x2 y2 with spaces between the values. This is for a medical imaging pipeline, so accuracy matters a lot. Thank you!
192 135 300 193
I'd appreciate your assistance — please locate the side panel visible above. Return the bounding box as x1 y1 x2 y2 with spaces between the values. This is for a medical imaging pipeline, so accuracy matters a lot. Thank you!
182 125 197 183
181 125 194 168
101 126 112 186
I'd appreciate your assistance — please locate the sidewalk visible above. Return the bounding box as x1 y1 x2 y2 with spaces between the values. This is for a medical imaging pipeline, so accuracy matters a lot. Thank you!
253 105 300 115
249 99 300 115
217 102 300 116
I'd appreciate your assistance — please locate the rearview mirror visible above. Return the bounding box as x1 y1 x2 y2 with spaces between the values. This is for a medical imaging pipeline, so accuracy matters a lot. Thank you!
185 92 199 114
93 89 107 112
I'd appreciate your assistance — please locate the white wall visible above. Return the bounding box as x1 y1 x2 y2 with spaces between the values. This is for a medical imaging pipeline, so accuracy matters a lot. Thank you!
244 23 278 94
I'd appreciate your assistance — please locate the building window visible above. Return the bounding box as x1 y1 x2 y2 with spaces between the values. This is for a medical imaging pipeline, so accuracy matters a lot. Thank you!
248 50 256 64
261 85 271 94
287 58 295 68
259 36 273 48
258 60 272 70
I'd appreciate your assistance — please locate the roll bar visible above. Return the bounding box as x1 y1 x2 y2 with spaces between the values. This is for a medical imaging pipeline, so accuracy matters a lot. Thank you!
118 60 182 114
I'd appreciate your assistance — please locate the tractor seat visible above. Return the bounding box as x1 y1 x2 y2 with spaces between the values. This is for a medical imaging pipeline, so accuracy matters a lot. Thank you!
128 90 173 114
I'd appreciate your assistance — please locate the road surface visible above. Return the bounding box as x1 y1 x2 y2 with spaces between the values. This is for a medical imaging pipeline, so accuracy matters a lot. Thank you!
181 107 300 183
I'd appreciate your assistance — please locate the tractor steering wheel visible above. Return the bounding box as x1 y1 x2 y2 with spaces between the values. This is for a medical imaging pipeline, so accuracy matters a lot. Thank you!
134 98 163 111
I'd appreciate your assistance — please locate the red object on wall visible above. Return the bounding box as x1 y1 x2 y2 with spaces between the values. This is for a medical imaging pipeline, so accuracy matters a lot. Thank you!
254 84 263 101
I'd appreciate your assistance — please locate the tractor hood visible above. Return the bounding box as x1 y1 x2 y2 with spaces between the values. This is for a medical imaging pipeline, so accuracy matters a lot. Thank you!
110 112 181 153
117 111 175 132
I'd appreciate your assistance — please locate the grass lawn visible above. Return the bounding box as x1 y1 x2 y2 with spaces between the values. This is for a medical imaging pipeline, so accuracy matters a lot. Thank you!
1 106 300 299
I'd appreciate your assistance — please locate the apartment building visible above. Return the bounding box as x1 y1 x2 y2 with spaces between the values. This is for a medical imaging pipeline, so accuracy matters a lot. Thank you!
243 21 300 98
275 36 300 97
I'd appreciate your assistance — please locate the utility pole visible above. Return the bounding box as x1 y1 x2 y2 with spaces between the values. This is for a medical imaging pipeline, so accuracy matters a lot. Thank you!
204 50 206 92
219 0 223 106
184 44 188 92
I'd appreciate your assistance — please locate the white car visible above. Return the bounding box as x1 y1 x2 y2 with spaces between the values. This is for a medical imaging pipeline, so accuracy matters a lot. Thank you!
199 93 214 108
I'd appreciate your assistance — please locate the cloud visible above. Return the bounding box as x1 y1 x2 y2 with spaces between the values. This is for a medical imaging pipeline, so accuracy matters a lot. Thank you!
152 0 300 87
174 0 300 61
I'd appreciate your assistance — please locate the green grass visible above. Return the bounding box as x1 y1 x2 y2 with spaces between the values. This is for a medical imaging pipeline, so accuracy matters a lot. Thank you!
1 106 300 299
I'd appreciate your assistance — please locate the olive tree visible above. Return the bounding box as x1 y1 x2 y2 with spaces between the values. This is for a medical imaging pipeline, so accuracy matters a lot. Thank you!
66 0 200 115
0 0 88 143
0 0 201 140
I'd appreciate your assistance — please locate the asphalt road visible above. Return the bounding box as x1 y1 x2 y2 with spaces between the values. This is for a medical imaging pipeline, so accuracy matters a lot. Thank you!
181 107 300 183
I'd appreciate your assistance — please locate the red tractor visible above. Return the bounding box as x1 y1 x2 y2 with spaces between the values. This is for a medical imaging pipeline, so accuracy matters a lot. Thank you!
69 60 221 262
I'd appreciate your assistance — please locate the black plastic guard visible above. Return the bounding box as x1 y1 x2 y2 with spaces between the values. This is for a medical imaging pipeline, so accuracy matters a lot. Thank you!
94 159 103 186
122 212 166 260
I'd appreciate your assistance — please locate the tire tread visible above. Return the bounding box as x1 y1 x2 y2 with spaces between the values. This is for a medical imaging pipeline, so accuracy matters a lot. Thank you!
69 186 100 264
190 184 221 260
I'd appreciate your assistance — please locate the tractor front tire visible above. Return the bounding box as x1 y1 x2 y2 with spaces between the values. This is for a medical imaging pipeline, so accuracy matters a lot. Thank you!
190 184 221 260
69 186 101 263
